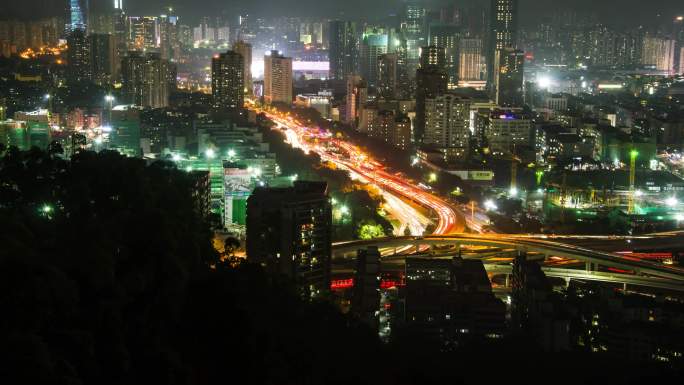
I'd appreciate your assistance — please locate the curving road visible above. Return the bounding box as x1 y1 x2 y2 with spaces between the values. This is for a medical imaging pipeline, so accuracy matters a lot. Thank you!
261 110 463 235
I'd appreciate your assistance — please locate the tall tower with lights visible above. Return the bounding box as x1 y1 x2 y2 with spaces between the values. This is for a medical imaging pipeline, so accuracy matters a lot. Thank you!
487 0 518 89
68 0 88 32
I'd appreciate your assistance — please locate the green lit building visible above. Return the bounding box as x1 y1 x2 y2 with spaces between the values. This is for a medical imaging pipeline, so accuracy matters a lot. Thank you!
0 120 29 150
109 108 141 157
27 121 51 149
177 157 226 220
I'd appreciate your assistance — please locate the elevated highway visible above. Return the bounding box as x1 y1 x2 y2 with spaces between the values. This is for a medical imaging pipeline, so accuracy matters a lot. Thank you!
333 235 684 290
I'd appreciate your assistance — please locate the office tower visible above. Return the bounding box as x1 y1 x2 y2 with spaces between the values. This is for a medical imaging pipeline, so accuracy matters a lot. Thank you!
122 52 174 108
246 181 332 299
415 66 448 144
329 21 358 81
211 51 244 110
424 93 471 162
419 45 446 69
494 47 524 107
264 50 293 105
346 75 367 126
485 109 533 155
66 29 92 82
90 33 117 86
114 0 123 9
233 41 252 95
680 47 684 75
401 1 427 60
428 24 461 88
360 27 388 87
377 53 398 99
642 36 677 74
459 37 486 81
113 3 127 66
488 0 518 87
68 0 88 32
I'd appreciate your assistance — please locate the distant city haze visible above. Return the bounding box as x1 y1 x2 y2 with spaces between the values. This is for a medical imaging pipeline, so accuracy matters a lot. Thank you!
4 0 683 25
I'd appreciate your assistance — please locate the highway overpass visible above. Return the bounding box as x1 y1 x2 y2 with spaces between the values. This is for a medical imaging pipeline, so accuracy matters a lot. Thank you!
333 235 684 289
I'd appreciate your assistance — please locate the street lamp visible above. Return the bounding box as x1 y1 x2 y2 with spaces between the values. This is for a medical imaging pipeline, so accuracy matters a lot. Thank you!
428 173 437 183
205 148 216 159
509 187 518 197
666 196 678 207
227 149 236 158
484 200 497 211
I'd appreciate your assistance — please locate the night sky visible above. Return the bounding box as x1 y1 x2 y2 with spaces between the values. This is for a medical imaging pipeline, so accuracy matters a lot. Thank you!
3 0 683 24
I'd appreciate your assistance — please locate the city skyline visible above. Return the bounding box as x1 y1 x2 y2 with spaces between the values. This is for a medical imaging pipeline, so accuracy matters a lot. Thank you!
4 0 684 25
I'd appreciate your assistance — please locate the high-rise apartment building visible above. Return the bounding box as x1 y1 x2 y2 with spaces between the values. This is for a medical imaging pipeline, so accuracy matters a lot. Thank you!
212 51 244 111
90 33 117 86
346 75 368 127
328 21 358 81
415 66 448 144
66 28 92 82
122 51 174 108
246 181 332 299
424 94 471 162
127 16 157 52
264 50 293 105
233 41 253 95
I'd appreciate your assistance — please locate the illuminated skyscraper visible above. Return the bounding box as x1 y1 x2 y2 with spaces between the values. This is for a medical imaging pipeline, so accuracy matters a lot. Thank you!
68 0 88 32
264 51 293 105
428 24 461 88
212 51 244 111
642 35 677 74
488 0 518 87
401 1 427 60
459 37 486 81
66 28 92 82
494 48 524 107
419 45 446 69
377 53 398 99
360 27 388 87
329 21 359 81
114 0 123 10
